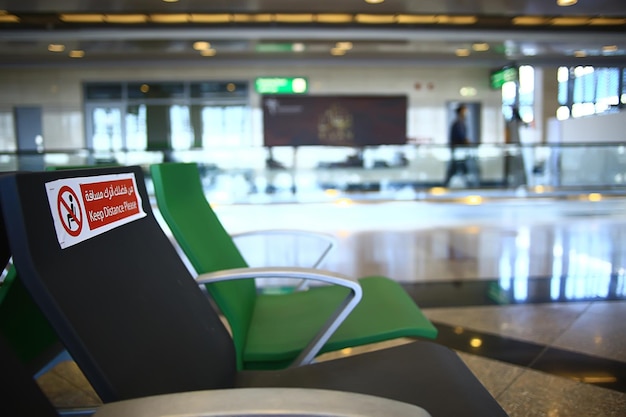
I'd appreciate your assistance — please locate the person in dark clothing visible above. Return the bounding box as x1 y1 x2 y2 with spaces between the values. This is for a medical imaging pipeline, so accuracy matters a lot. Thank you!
443 104 470 187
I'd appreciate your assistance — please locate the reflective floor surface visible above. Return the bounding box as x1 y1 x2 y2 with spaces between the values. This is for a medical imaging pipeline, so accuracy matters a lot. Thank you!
39 194 626 416
208 194 626 416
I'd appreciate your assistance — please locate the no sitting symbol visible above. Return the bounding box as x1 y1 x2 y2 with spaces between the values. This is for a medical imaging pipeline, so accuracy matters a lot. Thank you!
57 185 83 237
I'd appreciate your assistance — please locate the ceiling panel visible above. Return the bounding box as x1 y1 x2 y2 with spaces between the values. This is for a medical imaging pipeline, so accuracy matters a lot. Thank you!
0 0 624 67
3 0 626 16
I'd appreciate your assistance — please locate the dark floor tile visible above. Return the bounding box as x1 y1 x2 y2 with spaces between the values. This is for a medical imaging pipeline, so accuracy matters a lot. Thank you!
432 322 545 367
404 274 626 309
531 347 626 394
432 322 626 394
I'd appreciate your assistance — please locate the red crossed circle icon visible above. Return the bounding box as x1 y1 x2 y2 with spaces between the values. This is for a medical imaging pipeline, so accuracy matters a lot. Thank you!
57 185 83 237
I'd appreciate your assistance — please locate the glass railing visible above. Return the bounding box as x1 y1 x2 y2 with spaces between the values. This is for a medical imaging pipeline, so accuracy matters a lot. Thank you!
1 142 625 203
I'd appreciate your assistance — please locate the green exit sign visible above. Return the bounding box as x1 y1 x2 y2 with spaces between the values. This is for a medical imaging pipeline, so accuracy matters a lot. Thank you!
490 66 518 89
255 77 308 94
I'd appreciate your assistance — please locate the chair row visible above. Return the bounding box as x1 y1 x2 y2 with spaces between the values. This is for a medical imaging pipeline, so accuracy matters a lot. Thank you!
0 164 508 416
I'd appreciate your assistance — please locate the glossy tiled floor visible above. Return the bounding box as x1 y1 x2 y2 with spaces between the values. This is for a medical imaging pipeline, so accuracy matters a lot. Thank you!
38 191 626 416
210 193 626 416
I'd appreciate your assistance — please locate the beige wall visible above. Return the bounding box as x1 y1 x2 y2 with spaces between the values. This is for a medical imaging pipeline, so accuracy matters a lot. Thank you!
0 64 506 151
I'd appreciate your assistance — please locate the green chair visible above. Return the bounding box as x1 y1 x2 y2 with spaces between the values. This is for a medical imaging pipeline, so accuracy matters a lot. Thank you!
0 265 62 375
150 162 438 370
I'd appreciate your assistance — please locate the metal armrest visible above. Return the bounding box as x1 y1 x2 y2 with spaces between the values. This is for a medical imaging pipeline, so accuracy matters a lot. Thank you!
93 388 432 417
231 229 337 269
196 266 362 367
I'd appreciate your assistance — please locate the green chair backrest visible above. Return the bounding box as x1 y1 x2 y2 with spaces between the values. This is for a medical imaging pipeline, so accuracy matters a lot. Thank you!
0 266 59 372
150 162 256 370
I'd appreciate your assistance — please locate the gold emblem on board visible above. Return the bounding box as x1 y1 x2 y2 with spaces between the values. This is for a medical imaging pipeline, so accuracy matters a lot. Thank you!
318 104 354 145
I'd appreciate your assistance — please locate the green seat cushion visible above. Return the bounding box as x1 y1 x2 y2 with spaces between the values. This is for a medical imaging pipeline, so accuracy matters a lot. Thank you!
244 276 437 368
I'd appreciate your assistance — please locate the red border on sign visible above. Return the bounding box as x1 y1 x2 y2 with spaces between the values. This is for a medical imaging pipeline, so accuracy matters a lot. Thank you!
57 185 83 237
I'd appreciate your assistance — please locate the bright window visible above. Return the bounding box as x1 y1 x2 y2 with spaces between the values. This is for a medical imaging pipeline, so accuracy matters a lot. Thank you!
501 65 534 123
84 81 250 151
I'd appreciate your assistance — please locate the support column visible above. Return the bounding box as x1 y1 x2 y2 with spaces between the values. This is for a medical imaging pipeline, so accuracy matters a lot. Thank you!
14 106 44 171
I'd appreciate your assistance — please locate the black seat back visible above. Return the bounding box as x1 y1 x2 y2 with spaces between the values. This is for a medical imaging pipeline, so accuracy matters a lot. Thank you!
0 166 237 403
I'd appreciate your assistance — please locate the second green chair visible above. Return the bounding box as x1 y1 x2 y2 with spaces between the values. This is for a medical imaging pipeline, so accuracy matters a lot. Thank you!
150 162 437 370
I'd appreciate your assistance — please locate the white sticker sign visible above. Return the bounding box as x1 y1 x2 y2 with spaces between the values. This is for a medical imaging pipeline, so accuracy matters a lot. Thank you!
46 172 147 249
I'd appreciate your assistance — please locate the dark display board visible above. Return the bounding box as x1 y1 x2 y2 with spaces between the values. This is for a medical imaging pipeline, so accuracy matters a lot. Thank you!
262 95 407 147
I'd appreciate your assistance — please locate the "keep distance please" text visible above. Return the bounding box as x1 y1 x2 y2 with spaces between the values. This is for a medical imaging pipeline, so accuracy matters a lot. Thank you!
88 200 138 223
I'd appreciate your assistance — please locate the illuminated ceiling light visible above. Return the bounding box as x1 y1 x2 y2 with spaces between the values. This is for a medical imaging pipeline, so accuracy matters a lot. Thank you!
232 14 254 22
472 42 489 51
150 14 189 23
460 87 477 96
316 14 353 23
140 84 150 93
189 14 231 23
104 14 148 23
455 48 470 57
364 0 385 4
48 43 65 52
59 14 104 23
512 16 547 25
603 45 619 52
193 41 211 50
588 193 603 202
355 14 395 24
68 50 85 58
436 15 476 24
226 83 236 92
251 14 273 22
551 17 590 25
590 17 626 25
336 41 353 50
397 15 437 24
200 48 217 56
574 50 587 57
274 14 314 23
557 0 578 6
439 16 478 25
162 0 179 2
331 48 346 56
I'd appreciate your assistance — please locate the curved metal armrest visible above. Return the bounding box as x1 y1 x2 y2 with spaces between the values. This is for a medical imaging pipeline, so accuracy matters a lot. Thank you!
93 388 432 417
196 267 362 367
230 229 337 269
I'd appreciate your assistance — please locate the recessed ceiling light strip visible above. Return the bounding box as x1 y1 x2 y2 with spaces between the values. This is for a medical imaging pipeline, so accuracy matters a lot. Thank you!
43 12 626 27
